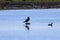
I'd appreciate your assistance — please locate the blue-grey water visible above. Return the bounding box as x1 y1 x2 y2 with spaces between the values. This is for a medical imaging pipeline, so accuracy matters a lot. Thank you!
0 9 60 40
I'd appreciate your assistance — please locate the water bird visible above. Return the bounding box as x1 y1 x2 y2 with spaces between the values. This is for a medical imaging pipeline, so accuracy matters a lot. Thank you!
24 17 30 23
24 16 30 30
48 22 53 27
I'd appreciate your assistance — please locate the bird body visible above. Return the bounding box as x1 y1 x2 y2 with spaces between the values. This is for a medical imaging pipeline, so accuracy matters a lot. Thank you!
24 17 30 23
48 22 53 27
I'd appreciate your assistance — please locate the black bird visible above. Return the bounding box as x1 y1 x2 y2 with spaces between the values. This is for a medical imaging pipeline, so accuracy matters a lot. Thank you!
24 16 30 30
24 17 30 23
48 22 53 27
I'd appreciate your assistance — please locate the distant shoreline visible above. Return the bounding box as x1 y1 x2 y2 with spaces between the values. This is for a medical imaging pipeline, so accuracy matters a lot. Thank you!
0 2 60 10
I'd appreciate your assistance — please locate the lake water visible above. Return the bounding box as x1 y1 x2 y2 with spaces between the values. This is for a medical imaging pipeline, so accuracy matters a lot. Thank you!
0 9 60 40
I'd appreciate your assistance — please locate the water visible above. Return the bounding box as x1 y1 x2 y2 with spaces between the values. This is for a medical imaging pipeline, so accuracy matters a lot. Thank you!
0 9 60 40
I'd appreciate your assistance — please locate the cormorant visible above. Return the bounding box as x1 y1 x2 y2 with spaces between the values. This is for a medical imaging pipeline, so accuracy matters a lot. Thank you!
24 16 30 30
24 17 30 23
48 22 53 27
